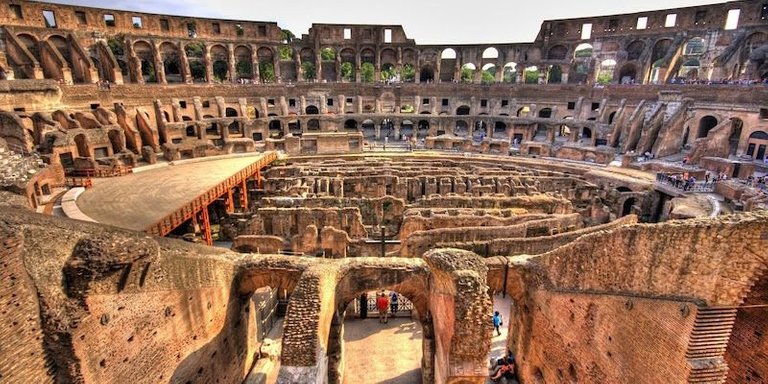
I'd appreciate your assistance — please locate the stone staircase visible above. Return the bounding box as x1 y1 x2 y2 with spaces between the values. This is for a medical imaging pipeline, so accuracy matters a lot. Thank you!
685 307 738 383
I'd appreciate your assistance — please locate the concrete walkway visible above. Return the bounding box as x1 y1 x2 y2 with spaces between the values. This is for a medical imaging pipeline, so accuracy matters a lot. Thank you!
342 317 423 384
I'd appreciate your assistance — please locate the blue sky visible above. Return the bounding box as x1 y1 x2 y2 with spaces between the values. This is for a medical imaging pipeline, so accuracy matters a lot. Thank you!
49 0 728 43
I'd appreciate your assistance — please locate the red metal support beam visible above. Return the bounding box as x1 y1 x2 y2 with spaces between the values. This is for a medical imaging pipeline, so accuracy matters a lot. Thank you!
226 188 235 214
199 206 212 246
240 179 248 209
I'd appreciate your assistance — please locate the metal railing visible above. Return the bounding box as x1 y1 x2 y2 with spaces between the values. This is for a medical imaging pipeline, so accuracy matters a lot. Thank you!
655 173 715 193
67 166 133 178
365 294 414 316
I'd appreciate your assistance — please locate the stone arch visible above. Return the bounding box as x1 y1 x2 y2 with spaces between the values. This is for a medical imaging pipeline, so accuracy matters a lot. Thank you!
225 107 238 117
502 62 517 83
573 43 593 59
454 120 469 137
482 47 499 60
597 59 617 84
268 120 283 138
257 46 275 82
547 45 568 60
651 39 673 63
307 119 320 131
494 121 507 134
440 48 457 82
538 108 553 118
456 105 471 116
210 44 229 82
697 115 718 139
419 65 435 83
417 120 430 137
339 48 355 82
234 45 253 79
619 63 638 84
547 65 562 84
16 33 41 63
746 130 768 160
133 40 157 83
306 105 319 115
460 63 476 83
159 42 182 83
362 119 376 139
343 119 358 131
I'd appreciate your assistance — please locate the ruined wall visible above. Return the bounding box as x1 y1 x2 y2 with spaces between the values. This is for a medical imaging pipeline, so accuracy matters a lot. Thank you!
725 275 768 384
0 222 54 383
515 291 696 383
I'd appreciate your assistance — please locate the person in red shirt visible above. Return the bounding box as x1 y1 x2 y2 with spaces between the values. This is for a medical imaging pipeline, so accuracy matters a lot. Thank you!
376 291 390 324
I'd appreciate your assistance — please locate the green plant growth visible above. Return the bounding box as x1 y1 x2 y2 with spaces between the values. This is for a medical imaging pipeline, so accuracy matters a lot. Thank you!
212 60 228 81
524 69 539 84
381 65 398 81
402 64 415 82
482 67 495 84
236 60 252 77
281 29 295 44
548 66 562 83
141 60 156 82
301 61 316 80
340 62 354 81
400 104 415 113
279 45 293 61
460 67 474 83
107 35 125 57
597 71 614 84
184 42 204 58
361 62 375 83
320 47 336 61
189 61 206 81
503 66 517 83
259 62 275 82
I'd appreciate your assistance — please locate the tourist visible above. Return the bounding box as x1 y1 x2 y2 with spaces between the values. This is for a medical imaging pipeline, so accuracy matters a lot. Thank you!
489 354 517 384
492 310 503 336
376 291 389 323
389 291 399 316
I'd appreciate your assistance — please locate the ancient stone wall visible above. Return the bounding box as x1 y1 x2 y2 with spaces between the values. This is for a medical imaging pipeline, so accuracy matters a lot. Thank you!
0 222 54 383
725 274 768 384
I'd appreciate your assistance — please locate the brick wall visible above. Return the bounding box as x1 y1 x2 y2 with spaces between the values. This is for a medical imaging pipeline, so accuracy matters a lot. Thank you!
725 275 768 383
0 224 54 383
515 291 695 383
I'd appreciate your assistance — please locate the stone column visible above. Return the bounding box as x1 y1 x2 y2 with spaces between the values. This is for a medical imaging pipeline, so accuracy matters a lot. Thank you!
355 52 362 83
179 42 192 84
251 44 260 83
152 41 166 84
315 53 323 82
272 51 281 83
227 43 236 82
295 51 303 82
204 46 214 84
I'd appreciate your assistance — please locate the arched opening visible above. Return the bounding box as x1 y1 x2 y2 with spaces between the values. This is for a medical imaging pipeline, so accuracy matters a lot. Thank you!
210 45 229 82
419 65 434 83
417 120 430 138
185 42 206 83
400 120 414 140
582 127 593 139
523 66 539 84
381 62 397 82
107 130 123 154
746 130 768 160
622 197 636 216
268 120 283 139
362 120 376 140
460 63 476 83
287 120 301 136
619 63 638 84
573 43 593 59
494 121 507 134
482 47 499 59
608 111 617 125
440 48 457 82
159 42 181 83
547 45 568 60
344 119 358 131
677 59 700 81
257 47 275 83
456 105 471 116
547 65 562 84
228 121 241 135
307 119 320 131
454 120 469 137
74 134 89 158
502 62 517 83
381 119 394 138
597 59 617 84
185 125 196 138
225 107 238 117
235 45 253 80
482 63 496 84
697 116 718 139
538 108 552 118
306 105 319 115
339 48 354 82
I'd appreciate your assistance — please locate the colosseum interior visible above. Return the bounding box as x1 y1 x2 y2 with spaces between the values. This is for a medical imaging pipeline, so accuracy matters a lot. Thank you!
0 0 767 383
